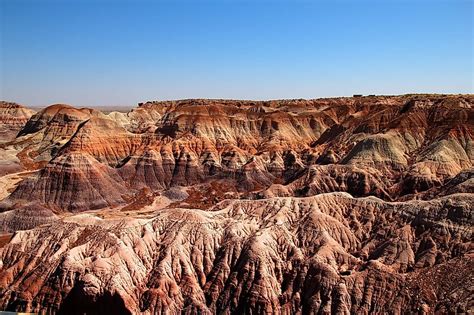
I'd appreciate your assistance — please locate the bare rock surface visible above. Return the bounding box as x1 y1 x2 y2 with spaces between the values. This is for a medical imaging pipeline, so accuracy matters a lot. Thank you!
0 102 36 176
0 193 472 314
0 95 472 314
0 102 35 144
0 94 471 211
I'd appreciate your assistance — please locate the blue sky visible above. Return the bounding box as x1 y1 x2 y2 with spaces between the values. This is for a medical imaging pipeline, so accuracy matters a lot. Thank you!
1 0 473 107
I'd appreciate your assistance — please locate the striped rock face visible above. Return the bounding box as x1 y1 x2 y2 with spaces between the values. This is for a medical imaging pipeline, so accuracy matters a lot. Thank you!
0 102 36 177
0 102 35 143
0 95 472 314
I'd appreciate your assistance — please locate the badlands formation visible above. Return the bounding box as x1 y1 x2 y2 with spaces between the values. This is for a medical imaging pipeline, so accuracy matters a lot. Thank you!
0 95 472 314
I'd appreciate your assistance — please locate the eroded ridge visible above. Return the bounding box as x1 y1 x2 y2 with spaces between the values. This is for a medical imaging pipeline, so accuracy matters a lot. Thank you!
0 95 472 314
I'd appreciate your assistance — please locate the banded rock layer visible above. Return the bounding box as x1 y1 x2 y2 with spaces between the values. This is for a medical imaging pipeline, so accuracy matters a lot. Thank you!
2 95 473 211
0 102 35 144
0 95 472 314
0 102 36 176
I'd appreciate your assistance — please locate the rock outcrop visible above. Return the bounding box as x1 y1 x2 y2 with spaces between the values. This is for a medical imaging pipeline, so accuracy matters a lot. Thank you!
0 94 472 314
0 203 58 232
2 95 471 211
0 101 35 143
0 102 36 176
6 153 129 211
0 193 472 314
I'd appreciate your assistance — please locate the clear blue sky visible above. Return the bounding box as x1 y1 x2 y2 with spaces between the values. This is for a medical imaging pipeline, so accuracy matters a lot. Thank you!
1 0 473 107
